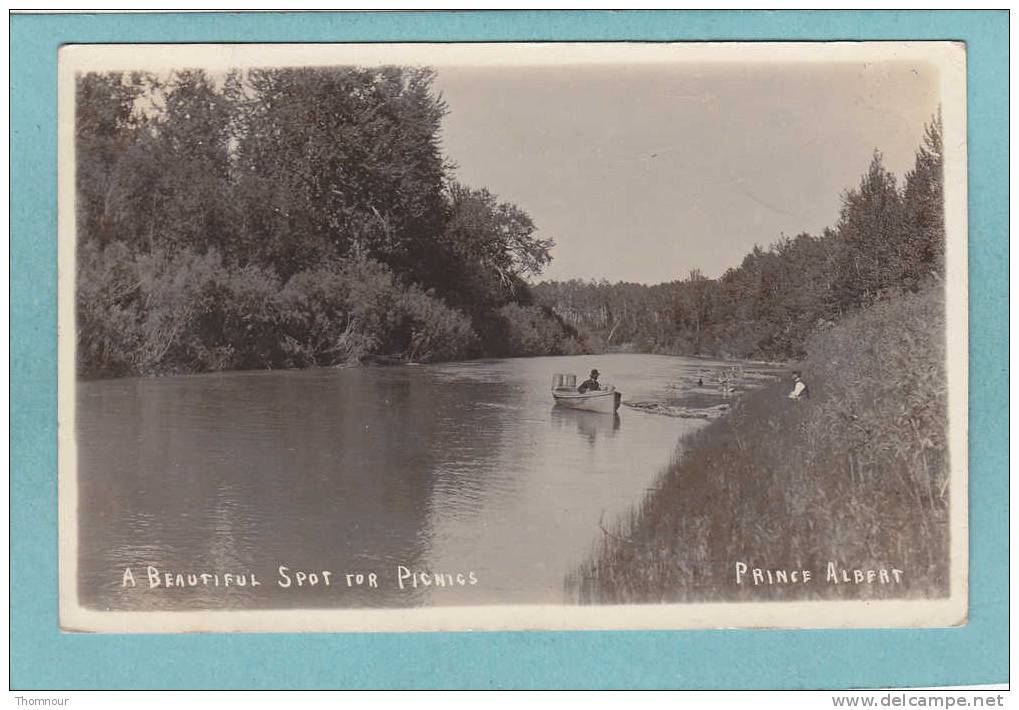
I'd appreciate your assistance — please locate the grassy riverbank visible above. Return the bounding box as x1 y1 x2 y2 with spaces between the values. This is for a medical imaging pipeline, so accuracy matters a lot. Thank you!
568 285 949 603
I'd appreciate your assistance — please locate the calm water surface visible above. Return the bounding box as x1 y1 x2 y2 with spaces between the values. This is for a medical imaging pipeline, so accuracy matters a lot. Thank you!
77 354 781 610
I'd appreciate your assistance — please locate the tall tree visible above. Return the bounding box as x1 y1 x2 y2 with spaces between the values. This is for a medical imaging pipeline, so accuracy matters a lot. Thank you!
440 183 553 299
832 150 905 309
901 113 945 286
232 67 448 277
75 71 152 248
146 69 237 254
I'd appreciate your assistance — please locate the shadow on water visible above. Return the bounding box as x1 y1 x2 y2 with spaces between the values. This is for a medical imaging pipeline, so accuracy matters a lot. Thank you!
549 407 621 445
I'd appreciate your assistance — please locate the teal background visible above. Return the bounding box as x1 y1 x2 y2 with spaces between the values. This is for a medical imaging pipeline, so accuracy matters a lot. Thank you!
10 11 1008 689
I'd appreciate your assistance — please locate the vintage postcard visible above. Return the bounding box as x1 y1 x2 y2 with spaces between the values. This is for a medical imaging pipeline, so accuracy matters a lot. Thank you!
58 41 968 633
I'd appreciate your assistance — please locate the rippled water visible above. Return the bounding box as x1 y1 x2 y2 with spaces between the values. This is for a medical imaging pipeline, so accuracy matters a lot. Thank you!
76 354 782 610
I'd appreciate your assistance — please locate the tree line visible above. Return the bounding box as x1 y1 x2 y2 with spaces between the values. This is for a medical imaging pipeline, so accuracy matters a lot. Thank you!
77 67 944 377
76 67 582 378
534 115 944 361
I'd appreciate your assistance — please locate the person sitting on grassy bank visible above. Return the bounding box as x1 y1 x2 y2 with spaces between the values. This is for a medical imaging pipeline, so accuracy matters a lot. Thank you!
788 371 809 400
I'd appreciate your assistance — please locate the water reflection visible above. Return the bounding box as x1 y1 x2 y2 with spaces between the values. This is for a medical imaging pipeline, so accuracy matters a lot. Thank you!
77 354 784 609
550 408 621 445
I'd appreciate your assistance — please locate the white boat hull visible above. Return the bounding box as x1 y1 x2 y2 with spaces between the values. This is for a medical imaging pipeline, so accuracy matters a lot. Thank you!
552 388 622 414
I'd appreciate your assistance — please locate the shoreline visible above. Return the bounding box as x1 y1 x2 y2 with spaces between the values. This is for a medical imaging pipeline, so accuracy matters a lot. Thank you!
76 350 789 384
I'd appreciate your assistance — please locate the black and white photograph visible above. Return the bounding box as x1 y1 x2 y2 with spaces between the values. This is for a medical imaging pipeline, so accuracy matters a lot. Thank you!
57 42 968 632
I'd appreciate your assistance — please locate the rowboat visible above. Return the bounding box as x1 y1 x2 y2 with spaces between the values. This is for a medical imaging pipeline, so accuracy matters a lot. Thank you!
551 373 622 414
552 387 622 414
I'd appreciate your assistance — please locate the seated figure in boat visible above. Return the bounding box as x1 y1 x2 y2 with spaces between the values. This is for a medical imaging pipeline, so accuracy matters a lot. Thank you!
578 369 601 393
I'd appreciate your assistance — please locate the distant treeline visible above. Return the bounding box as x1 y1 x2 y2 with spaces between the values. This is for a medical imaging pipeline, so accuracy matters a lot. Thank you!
534 117 944 361
76 68 582 378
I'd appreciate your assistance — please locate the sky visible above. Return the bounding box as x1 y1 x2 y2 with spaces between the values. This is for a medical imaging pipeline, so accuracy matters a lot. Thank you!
432 61 940 285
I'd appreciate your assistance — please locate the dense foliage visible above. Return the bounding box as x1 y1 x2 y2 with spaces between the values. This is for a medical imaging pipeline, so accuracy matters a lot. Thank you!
535 117 945 361
77 68 943 377
76 68 579 377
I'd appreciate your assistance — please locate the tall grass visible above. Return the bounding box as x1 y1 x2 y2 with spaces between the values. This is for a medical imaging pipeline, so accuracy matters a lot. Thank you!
568 285 949 603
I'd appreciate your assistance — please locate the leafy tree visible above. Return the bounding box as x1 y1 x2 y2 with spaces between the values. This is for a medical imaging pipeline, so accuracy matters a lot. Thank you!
901 114 945 286
75 71 152 249
832 150 905 309
232 67 448 277
146 69 237 254
440 183 553 298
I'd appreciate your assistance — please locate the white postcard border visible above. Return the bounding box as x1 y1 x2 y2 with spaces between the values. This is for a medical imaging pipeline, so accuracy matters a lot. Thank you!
57 40 969 633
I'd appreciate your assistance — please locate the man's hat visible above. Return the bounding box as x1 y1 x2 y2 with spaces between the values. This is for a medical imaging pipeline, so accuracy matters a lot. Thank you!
590 369 600 377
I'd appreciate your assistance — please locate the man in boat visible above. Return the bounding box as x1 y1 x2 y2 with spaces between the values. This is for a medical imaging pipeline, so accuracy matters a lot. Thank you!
578 369 601 393
788 371 810 400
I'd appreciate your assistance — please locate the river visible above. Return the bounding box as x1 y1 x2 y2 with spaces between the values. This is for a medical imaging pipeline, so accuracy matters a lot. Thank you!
76 353 783 610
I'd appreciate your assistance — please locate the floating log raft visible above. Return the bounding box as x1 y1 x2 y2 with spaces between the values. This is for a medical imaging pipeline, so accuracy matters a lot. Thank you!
622 401 730 420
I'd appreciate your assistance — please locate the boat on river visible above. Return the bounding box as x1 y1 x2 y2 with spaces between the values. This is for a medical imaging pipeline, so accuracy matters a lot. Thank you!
551 373 622 414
